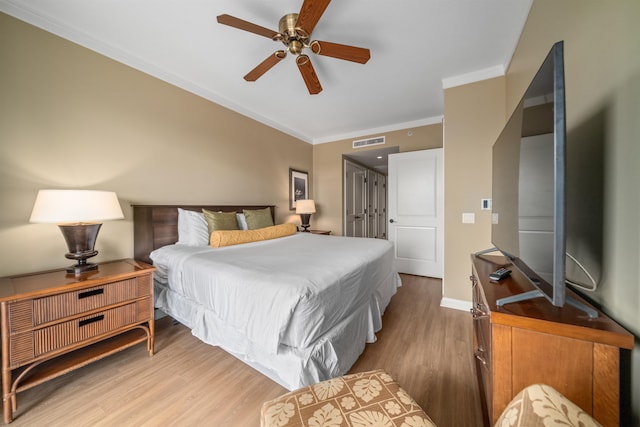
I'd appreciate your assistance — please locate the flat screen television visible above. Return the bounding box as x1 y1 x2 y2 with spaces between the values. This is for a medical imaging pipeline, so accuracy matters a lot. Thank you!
488 41 596 318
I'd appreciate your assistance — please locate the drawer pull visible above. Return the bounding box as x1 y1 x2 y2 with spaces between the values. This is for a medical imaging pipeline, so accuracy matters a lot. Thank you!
78 315 104 327
471 306 489 319
78 288 104 299
474 348 487 366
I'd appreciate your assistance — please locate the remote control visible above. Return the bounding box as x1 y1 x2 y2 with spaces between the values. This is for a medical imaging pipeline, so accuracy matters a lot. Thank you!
489 268 512 281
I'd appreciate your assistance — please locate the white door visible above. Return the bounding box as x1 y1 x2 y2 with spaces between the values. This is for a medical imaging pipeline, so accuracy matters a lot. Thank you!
388 149 444 277
344 160 367 237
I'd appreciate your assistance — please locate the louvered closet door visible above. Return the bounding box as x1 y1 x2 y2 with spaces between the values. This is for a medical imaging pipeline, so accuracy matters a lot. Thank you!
344 160 367 237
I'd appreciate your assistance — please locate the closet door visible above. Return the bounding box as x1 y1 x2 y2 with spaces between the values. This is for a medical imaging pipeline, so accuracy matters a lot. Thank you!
377 174 387 239
367 170 378 238
344 160 367 237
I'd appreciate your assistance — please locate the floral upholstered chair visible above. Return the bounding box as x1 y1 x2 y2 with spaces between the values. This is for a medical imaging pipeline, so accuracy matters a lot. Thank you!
495 383 602 427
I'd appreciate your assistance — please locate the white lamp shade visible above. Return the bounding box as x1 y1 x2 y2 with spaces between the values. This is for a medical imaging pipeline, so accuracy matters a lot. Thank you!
296 199 316 214
30 190 124 223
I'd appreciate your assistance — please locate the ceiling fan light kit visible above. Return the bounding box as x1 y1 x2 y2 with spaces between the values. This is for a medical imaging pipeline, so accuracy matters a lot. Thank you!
217 0 370 95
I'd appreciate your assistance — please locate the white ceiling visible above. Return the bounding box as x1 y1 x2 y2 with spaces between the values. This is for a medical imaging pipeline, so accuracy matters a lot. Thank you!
0 0 532 144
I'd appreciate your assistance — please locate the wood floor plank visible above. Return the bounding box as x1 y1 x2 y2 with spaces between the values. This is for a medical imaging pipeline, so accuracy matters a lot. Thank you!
6 274 483 426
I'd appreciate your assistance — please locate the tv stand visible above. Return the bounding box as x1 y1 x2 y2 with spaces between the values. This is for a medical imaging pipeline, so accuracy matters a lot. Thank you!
471 254 633 426
496 289 598 319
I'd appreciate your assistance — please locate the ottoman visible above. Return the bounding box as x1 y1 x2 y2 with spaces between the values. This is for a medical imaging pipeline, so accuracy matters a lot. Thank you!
260 369 436 427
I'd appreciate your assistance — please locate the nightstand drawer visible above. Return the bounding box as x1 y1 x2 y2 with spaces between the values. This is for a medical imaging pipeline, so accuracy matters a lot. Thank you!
7 275 151 331
10 298 151 366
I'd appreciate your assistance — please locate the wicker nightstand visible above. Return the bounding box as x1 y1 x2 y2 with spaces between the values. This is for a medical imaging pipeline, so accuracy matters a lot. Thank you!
0 259 155 423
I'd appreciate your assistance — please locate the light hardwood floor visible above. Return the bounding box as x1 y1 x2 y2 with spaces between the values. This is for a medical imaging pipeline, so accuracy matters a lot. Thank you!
6 274 484 426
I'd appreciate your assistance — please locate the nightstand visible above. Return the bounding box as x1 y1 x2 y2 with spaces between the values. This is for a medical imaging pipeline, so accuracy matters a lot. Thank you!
0 259 155 424
309 230 331 235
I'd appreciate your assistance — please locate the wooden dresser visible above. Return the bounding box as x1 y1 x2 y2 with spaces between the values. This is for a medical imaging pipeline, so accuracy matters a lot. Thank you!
0 259 155 424
471 254 633 427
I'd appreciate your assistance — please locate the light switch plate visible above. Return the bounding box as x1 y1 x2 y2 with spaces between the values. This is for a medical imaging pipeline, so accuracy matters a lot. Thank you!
462 212 475 224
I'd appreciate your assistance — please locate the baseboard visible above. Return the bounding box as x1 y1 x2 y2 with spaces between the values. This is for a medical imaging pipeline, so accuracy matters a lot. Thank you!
440 297 472 312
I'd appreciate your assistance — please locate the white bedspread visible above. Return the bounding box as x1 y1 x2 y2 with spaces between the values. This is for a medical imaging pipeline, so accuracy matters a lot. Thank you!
150 233 396 358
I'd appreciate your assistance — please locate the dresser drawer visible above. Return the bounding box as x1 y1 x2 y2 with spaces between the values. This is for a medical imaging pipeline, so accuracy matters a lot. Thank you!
9 298 151 367
7 275 152 332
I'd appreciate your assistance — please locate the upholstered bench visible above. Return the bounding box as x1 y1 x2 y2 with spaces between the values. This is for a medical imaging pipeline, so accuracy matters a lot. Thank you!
261 371 603 427
260 369 436 427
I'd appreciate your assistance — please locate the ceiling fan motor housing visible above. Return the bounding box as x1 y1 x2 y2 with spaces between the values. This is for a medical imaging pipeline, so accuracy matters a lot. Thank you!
279 13 309 55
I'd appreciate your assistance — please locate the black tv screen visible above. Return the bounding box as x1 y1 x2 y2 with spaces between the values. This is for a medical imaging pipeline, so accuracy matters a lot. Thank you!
491 41 568 308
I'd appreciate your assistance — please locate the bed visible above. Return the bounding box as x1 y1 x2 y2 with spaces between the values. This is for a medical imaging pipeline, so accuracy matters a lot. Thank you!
133 204 400 390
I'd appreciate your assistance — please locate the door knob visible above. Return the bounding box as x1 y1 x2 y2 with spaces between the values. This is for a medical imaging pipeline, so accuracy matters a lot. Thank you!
389 219 395 223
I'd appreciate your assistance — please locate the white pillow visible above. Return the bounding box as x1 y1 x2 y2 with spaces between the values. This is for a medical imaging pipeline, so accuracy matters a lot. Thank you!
177 208 209 246
236 213 248 230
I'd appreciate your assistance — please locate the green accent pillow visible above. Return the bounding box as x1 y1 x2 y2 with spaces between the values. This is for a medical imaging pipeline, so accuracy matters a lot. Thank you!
243 207 274 230
202 209 239 234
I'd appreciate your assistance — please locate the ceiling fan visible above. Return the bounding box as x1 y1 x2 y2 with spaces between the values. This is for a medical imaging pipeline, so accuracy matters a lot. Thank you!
217 0 370 95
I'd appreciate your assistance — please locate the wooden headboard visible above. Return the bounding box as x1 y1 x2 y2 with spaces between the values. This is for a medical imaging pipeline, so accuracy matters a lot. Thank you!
132 205 276 264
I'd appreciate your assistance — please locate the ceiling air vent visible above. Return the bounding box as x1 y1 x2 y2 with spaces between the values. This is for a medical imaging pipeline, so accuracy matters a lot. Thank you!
353 136 385 149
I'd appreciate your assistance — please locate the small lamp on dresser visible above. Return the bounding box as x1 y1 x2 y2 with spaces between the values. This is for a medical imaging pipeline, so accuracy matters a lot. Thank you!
296 199 316 232
29 189 124 274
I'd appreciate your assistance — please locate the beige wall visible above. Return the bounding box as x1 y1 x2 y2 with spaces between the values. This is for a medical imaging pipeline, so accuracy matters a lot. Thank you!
312 125 443 235
442 77 505 302
0 13 312 276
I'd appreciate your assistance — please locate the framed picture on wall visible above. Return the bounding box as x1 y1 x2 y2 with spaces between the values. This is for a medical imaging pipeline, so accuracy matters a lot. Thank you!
289 168 308 210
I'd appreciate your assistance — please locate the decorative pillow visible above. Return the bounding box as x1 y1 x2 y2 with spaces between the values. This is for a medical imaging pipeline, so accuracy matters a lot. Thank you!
177 208 209 246
243 207 274 230
236 213 249 230
202 209 240 234
210 223 296 248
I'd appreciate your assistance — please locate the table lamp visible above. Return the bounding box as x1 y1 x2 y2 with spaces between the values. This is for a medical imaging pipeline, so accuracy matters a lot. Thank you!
295 199 316 232
30 189 124 274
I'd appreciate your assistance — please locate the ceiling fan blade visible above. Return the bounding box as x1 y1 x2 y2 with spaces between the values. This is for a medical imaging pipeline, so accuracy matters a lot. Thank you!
310 40 370 64
296 55 322 95
244 51 287 81
295 0 331 36
217 14 279 39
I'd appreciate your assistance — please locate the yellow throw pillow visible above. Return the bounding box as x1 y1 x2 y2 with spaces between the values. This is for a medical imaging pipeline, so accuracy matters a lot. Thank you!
210 223 297 248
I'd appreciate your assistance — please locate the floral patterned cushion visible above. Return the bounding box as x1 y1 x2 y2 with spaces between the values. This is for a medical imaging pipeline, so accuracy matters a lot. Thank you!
260 369 436 427
495 384 602 427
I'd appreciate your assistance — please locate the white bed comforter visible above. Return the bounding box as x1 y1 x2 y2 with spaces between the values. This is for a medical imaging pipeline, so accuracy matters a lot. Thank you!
150 233 395 357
